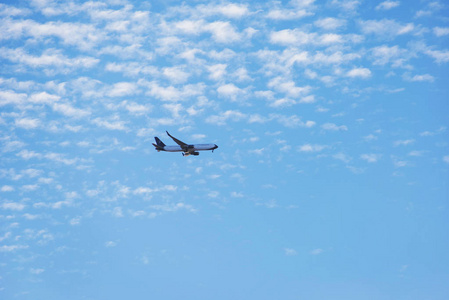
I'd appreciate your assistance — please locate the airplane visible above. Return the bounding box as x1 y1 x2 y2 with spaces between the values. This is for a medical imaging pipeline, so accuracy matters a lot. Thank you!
153 131 218 156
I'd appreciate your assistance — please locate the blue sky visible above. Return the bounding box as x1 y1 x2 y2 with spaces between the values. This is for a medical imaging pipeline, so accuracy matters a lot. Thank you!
1 0 448 299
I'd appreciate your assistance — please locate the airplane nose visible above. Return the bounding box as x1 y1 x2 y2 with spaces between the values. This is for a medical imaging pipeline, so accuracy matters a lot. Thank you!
214 144 218 149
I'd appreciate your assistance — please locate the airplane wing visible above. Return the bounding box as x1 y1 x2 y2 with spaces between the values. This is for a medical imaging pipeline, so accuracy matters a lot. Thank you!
166 131 188 148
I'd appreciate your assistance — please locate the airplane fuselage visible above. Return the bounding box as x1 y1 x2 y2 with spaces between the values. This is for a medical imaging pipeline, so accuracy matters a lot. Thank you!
159 144 218 152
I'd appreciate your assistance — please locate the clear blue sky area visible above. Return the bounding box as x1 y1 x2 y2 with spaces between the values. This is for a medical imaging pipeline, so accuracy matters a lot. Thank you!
1 1 448 299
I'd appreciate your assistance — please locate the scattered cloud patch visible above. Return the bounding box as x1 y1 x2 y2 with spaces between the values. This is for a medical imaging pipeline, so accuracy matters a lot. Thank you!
310 248 324 255
360 19 414 37
361 153 381 163
298 144 326 152
346 67 371 78
321 123 348 131
394 139 415 146
314 17 346 30
376 1 400 10
1 202 26 211
434 27 449 37
284 248 297 256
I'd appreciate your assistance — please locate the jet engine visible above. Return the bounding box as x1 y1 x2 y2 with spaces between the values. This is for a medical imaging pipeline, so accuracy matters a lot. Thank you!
182 152 200 156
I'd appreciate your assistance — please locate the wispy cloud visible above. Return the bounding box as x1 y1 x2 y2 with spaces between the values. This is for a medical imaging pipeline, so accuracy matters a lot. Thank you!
298 144 326 152
376 1 400 11
361 153 382 163
284 248 298 256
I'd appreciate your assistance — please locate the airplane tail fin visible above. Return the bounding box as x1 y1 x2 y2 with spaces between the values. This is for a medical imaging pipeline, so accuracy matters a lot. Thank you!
154 137 166 147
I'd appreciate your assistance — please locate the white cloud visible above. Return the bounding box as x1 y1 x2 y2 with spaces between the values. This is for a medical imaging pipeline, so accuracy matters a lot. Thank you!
208 64 227 81
434 27 449 37
1 202 26 211
424 49 449 64
393 139 415 146
206 110 246 126
21 19 101 50
149 202 197 213
304 120 316 127
192 134 206 140
363 134 378 142
268 77 311 98
234 67 251 82
271 114 315 128
333 152 351 163
93 117 127 131
0 3 30 17
22 184 39 191
284 248 297 256
17 150 41 160
53 103 90 118
0 232 11 242
163 103 183 118
173 19 242 43
112 207 124 218
392 157 409 168
320 33 344 44
270 29 313 45
29 92 60 104
270 30 350 46
292 0 316 7
376 1 400 10
310 248 324 255
248 114 269 124
298 144 326 152
69 217 81 226
321 123 348 131
413 42 449 64
30 268 45 275
174 19 205 35
0 90 27 107
108 82 138 97
314 17 346 30
408 151 424 157
269 98 297 108
231 191 244 198
371 45 407 66
361 153 381 163
214 3 249 18
330 0 361 12
443 156 449 164
346 67 371 78
0 245 29 252
183 3 249 19
2 140 25 152
23 168 43 178
15 117 41 129
404 73 435 82
360 19 414 37
206 21 241 43
249 148 265 155
105 241 118 247
0 48 99 73
207 48 237 61
217 83 244 101
266 8 312 20
44 152 78 165
124 102 151 115
1 185 14 192
145 81 204 102
163 66 190 84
